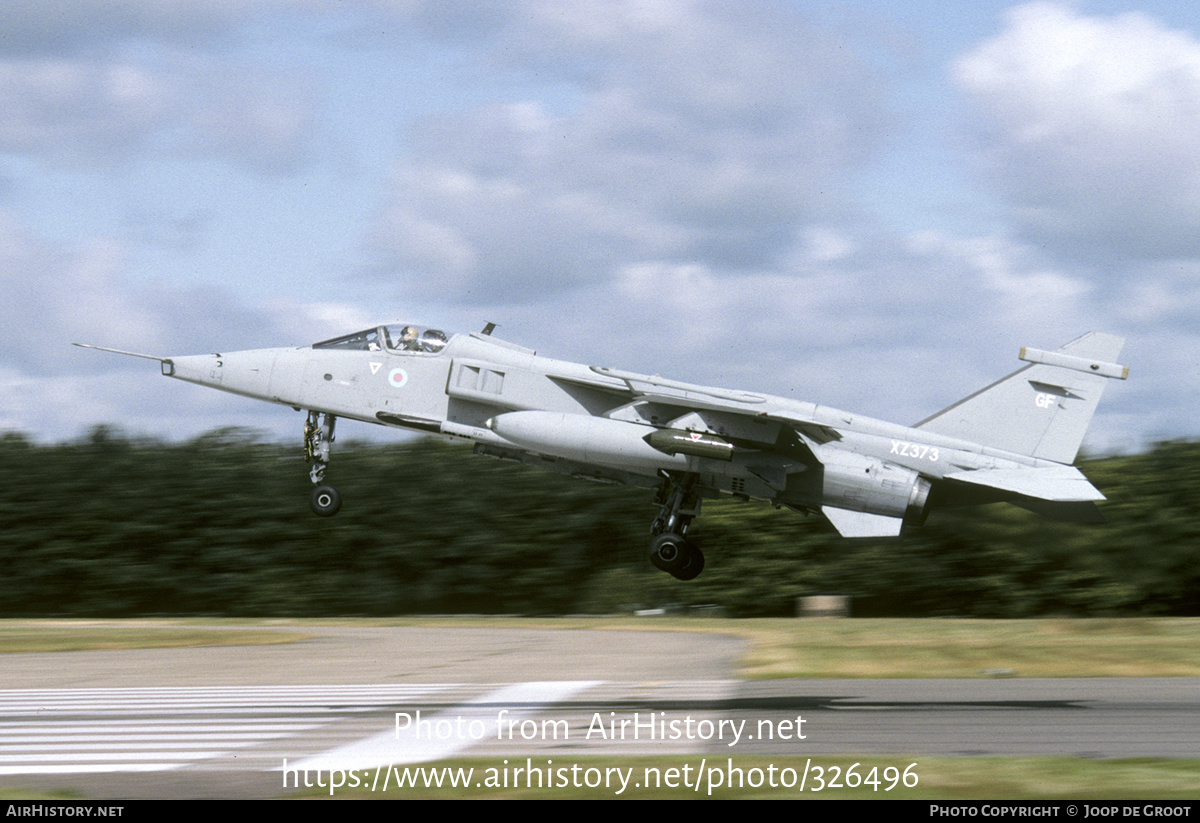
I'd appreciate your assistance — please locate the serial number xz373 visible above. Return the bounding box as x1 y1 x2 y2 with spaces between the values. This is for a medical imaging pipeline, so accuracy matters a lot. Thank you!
890 441 939 461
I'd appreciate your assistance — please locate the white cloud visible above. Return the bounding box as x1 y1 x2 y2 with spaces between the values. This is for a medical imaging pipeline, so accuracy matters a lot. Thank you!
954 2 1200 259
372 0 888 300
0 59 170 163
802 226 856 263
905 230 1091 316
0 5 321 172
0 212 364 369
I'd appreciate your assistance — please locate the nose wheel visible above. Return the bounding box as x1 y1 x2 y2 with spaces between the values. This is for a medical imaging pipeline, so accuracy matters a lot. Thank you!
304 411 341 516
310 484 342 517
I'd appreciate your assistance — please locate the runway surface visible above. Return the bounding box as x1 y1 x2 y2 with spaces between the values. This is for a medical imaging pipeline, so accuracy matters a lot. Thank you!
1 625 1196 798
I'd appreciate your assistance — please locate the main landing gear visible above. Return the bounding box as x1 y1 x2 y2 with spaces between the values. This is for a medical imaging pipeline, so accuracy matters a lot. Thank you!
304 411 341 517
648 472 705 580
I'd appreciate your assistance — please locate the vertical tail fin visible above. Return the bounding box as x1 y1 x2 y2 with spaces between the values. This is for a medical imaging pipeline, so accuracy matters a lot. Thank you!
914 332 1127 464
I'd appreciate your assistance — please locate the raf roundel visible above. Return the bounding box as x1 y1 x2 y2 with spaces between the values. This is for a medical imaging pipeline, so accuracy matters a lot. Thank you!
388 367 408 389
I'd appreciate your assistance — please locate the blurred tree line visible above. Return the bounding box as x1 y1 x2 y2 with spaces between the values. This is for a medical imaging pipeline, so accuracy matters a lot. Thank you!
1 427 1197 617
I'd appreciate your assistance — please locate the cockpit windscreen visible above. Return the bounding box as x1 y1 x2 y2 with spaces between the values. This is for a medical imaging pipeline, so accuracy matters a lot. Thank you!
313 325 450 353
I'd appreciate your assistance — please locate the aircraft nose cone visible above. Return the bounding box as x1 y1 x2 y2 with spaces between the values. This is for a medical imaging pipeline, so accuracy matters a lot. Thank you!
168 349 281 402
169 353 225 387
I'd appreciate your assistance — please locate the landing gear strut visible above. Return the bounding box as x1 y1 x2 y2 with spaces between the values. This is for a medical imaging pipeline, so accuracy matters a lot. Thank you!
648 472 705 580
304 411 341 516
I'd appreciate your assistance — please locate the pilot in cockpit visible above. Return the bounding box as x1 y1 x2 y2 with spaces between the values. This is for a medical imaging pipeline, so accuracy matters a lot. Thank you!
398 325 421 350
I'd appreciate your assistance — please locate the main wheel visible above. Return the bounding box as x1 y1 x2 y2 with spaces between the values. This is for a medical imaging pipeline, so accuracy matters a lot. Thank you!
670 545 705 581
648 533 688 574
310 484 342 517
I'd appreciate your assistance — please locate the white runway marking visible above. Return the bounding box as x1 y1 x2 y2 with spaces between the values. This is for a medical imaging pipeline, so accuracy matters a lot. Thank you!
0 685 450 775
292 680 603 771
5 682 750 774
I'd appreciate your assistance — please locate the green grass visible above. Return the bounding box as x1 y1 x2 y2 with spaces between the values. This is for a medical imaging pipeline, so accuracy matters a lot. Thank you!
296 614 1200 678
0 619 309 653
4 616 1200 678
0 788 86 801
723 617 1200 679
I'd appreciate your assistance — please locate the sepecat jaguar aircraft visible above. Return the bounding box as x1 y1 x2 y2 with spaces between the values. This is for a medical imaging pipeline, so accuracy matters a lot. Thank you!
76 325 1127 580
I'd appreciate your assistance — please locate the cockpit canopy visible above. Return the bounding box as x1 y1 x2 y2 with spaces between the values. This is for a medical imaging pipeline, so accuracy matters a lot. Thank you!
313 324 451 354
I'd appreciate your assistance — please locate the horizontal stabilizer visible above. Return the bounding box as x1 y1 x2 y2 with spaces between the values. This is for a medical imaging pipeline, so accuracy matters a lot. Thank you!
1011 499 1106 523
822 506 903 538
943 465 1105 502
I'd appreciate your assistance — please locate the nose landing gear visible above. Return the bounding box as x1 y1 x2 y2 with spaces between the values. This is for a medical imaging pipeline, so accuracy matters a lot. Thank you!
304 411 341 516
649 472 705 580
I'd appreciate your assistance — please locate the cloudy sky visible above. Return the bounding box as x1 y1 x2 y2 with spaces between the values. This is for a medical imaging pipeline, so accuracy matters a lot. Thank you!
4 0 1197 453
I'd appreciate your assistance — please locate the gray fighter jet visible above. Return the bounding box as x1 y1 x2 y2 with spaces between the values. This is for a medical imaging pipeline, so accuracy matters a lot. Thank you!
76 326 1128 580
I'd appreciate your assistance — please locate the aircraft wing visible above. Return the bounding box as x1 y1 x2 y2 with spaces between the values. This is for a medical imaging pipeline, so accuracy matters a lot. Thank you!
567 366 836 434
586 367 769 406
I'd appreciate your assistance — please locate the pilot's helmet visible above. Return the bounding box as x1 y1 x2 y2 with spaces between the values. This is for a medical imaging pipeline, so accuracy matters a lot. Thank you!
421 329 448 353
399 326 419 348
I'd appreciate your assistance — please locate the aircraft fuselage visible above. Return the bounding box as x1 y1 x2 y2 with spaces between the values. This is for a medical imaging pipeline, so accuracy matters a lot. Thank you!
79 324 1128 576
